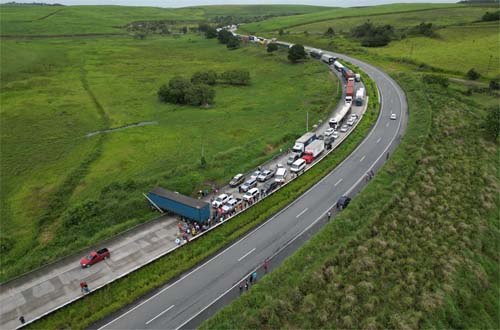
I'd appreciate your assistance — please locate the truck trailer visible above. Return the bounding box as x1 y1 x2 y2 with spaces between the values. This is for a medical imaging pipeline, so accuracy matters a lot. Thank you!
309 48 323 59
321 54 337 65
292 132 317 155
333 61 344 72
342 67 354 80
346 80 355 103
147 187 210 223
355 87 365 106
301 140 325 164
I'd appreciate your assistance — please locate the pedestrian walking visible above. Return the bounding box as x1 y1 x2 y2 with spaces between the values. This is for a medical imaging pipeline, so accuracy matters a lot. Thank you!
83 282 90 294
386 152 390 160
249 274 253 285
245 279 249 291
327 210 331 221
252 271 257 283
239 281 244 294
370 170 375 177
19 316 25 324
264 259 269 273
80 281 87 294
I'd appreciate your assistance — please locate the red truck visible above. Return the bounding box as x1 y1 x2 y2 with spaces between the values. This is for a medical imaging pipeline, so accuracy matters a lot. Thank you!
80 248 110 268
345 80 355 102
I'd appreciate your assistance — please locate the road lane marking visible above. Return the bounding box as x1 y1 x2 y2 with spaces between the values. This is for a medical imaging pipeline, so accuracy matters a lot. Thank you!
237 248 256 262
376 137 382 144
359 155 366 162
334 178 343 187
146 305 175 325
296 208 308 218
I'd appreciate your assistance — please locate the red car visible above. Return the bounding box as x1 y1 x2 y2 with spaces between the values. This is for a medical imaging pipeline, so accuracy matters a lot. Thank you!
80 248 110 268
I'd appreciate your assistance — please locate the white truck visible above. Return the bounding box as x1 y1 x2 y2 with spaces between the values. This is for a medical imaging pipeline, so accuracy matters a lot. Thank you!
321 54 337 65
333 60 344 72
355 87 365 106
292 132 317 155
301 140 325 164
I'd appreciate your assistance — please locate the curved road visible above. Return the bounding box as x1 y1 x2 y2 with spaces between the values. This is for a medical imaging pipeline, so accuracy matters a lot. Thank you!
95 49 408 330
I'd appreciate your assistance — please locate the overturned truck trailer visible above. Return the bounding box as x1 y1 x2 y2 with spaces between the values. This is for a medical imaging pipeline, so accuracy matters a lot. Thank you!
147 187 211 223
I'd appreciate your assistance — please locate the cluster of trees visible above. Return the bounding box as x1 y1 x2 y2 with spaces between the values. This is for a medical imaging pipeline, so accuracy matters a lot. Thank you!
288 44 308 63
351 22 395 47
126 20 189 38
481 10 500 21
216 29 241 49
422 74 449 87
211 14 279 25
409 22 436 37
158 69 251 106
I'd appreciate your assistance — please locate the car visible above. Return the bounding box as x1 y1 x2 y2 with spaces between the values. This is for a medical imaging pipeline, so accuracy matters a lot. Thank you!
324 127 335 137
290 158 306 173
337 196 351 210
275 167 288 183
212 193 230 208
243 187 260 201
340 124 349 133
390 113 397 120
239 178 257 193
257 169 275 182
347 118 355 126
287 153 300 165
229 173 245 187
250 170 261 180
332 131 339 139
350 113 358 120
263 180 280 195
80 248 110 268
221 197 242 214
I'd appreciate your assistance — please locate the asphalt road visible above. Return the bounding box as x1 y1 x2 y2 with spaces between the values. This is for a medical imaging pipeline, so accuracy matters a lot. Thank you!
95 49 407 330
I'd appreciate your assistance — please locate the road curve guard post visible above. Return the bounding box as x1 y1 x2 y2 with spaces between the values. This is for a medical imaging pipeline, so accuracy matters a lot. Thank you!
147 187 211 224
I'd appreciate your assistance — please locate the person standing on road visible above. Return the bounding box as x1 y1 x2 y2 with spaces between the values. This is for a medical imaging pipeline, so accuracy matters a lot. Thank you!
249 274 253 285
245 279 249 291
252 271 257 283
264 259 269 273
19 316 25 324
239 281 244 294
327 210 332 221
80 281 86 294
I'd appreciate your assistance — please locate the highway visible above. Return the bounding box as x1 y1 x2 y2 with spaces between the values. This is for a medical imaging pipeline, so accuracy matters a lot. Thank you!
95 47 408 330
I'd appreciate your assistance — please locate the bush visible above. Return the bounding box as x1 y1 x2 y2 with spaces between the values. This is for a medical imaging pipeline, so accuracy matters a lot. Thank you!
158 76 215 106
288 44 307 63
226 36 241 50
410 22 436 37
217 30 233 44
483 105 500 141
422 74 449 88
466 68 481 80
324 27 335 38
351 22 394 47
185 83 215 106
191 70 218 86
220 70 251 85
205 27 217 39
267 43 278 53
482 11 500 22
489 79 499 90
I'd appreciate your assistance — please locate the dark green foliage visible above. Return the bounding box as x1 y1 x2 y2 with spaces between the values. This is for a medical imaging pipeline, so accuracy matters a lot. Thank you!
191 70 218 86
489 79 499 90
481 10 500 22
198 23 210 32
0 235 14 254
205 27 217 39
158 76 215 106
220 70 251 85
288 44 307 63
410 22 436 37
267 42 278 53
466 68 481 80
324 27 335 37
185 83 215 106
278 28 284 36
351 22 394 47
483 105 500 140
422 74 449 87
226 36 241 50
200 156 207 168
217 29 233 44
157 76 191 104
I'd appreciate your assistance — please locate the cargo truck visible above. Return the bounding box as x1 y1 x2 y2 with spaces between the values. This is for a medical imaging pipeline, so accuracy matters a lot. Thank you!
355 87 365 106
321 54 337 65
292 132 317 155
301 140 325 164
309 48 323 59
333 61 344 72
342 67 354 80
346 80 355 103
147 187 210 223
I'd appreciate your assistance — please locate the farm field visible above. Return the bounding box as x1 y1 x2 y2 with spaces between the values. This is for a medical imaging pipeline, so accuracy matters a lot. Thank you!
201 4 500 330
0 31 336 281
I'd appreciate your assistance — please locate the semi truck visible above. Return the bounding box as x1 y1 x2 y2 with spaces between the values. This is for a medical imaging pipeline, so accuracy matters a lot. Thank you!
329 103 352 128
342 67 354 80
309 48 323 59
333 61 344 72
147 187 210 223
301 140 325 164
292 132 317 155
355 87 365 106
346 80 355 103
321 54 337 65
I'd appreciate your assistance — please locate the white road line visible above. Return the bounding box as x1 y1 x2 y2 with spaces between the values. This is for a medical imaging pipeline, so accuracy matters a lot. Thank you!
334 178 343 186
296 208 309 218
359 155 366 162
237 248 256 262
145 305 174 325
376 137 382 144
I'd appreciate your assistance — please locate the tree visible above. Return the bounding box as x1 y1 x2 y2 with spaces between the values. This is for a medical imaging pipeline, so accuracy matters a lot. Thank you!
181 26 188 34
227 36 241 50
217 29 233 44
482 11 500 22
278 29 284 36
466 68 480 80
185 83 215 106
158 76 192 104
205 27 217 39
489 79 500 90
267 42 278 53
288 44 307 63
325 27 335 37
191 70 218 86
483 105 500 141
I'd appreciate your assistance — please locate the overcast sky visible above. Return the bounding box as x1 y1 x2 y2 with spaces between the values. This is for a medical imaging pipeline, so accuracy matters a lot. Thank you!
0 0 459 8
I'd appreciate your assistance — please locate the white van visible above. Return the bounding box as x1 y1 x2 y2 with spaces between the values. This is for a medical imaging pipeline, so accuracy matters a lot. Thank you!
275 167 288 183
290 158 306 173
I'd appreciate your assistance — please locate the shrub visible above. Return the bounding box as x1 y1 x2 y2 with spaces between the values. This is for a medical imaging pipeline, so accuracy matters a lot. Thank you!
352 22 394 47
217 29 233 44
267 43 278 53
205 27 217 39
481 11 500 22
226 36 241 50
191 70 218 86
466 68 480 81
422 74 449 88
288 44 307 63
220 70 251 85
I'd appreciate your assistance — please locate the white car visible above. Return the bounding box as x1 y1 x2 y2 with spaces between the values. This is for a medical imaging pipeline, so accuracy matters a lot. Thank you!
347 118 355 126
212 194 230 208
243 187 260 201
390 113 397 120
250 170 261 180
332 131 339 139
350 113 358 120
324 127 335 137
340 124 349 133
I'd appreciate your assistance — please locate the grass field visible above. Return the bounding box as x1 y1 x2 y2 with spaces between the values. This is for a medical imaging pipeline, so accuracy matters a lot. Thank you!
202 5 500 328
0 31 337 281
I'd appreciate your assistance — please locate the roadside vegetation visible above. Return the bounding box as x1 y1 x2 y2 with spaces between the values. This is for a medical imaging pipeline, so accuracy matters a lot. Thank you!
202 5 500 329
31 60 379 330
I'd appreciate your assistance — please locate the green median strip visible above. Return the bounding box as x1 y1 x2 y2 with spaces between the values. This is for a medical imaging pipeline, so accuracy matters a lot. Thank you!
31 66 380 330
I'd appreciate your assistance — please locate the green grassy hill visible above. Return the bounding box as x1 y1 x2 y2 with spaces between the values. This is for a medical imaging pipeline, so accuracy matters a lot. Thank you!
201 4 500 330
0 20 337 280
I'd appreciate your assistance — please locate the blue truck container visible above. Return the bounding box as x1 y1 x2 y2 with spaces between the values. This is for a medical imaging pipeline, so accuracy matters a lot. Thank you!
147 187 210 223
